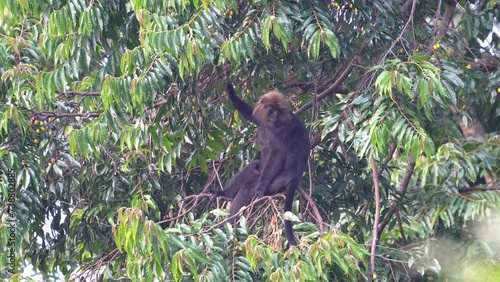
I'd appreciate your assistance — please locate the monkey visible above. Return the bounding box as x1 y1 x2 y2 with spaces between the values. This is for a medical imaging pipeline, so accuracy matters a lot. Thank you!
208 160 261 222
223 82 310 246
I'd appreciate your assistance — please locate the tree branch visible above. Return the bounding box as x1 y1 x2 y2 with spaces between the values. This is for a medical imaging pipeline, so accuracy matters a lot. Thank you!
469 57 500 72
401 0 414 15
57 90 102 97
369 156 382 276
377 156 415 238
35 111 100 119
298 186 324 232
458 185 500 193
295 56 360 116
436 0 458 40
377 141 397 176
428 0 457 54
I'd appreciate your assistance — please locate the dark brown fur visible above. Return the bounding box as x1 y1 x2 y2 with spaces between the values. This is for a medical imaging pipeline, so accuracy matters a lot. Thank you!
207 160 260 223
217 83 310 246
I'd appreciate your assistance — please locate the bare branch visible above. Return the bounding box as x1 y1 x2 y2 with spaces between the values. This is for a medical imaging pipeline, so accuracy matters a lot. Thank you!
377 142 397 176
298 186 324 232
37 111 100 118
458 185 500 193
395 210 406 242
369 156 382 276
468 57 500 72
428 0 457 53
58 90 102 97
436 0 458 40
295 56 360 116
377 156 416 237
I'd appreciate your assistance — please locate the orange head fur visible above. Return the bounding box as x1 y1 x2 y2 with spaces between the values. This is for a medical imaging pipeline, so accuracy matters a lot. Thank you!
253 91 292 126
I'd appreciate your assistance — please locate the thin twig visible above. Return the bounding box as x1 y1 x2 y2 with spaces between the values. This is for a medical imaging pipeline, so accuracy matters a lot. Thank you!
298 186 324 232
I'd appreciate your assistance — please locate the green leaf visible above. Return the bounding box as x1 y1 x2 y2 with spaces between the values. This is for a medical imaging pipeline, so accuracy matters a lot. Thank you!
323 29 340 58
262 15 273 49
309 30 320 59
375 70 393 97
417 78 428 107
197 153 207 172
272 19 282 40
206 139 223 152
283 211 301 222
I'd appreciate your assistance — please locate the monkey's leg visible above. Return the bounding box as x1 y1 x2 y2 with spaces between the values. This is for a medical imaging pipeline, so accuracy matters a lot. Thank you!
229 184 256 216
263 170 295 195
227 161 260 223
208 160 261 199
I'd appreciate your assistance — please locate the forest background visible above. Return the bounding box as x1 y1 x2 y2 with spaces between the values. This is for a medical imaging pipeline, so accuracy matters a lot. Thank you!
0 0 499 281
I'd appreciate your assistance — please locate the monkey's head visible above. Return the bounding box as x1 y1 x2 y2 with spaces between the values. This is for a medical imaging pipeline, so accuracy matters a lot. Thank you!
253 91 292 128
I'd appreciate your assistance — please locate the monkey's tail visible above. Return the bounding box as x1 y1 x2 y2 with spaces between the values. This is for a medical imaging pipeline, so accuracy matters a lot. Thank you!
284 184 298 246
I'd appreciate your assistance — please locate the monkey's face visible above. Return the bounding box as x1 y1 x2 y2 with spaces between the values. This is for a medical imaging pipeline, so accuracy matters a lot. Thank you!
253 92 291 127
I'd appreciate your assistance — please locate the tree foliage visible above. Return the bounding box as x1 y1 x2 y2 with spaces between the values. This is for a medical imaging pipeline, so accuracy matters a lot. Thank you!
0 0 499 281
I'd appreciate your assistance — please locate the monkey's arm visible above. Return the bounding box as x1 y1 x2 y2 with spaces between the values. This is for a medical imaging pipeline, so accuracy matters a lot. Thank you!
226 83 258 125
